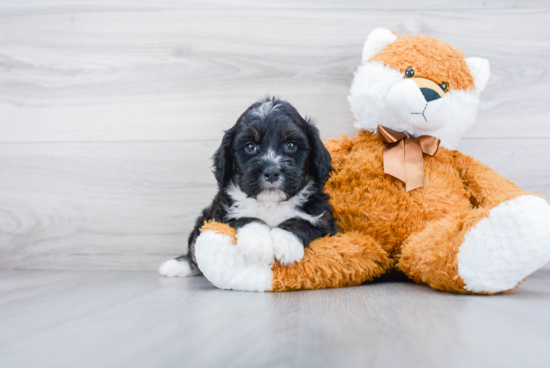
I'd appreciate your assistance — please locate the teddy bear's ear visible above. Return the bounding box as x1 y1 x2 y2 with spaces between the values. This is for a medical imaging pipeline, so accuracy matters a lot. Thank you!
465 57 491 93
361 28 398 63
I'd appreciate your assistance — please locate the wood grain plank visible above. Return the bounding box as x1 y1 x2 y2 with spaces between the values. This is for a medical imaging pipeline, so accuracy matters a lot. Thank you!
457 138 550 197
0 138 547 270
0 141 218 270
0 268 549 368
1 0 549 13
0 8 549 143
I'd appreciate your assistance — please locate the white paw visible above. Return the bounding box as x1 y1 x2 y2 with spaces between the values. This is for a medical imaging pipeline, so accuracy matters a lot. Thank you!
458 195 550 293
235 222 275 266
159 259 195 277
271 228 305 265
194 230 272 292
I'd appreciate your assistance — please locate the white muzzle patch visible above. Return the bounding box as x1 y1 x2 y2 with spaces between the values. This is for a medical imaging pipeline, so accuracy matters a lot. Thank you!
386 79 450 131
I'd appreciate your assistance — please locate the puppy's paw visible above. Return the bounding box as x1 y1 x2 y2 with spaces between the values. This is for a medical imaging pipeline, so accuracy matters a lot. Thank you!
235 222 275 266
271 228 305 265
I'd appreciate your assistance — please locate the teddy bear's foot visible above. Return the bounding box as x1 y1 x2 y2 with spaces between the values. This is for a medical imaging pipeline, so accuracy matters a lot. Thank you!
400 195 550 294
457 195 550 293
194 230 273 292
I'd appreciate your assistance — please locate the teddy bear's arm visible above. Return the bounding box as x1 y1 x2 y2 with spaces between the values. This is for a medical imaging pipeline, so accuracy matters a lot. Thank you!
195 223 392 292
456 153 533 209
270 231 391 291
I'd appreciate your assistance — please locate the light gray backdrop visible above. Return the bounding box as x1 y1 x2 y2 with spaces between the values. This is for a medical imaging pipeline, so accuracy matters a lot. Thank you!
1 0 549 270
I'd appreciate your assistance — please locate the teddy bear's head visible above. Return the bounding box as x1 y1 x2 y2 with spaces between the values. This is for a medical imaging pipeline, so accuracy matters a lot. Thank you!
348 28 490 148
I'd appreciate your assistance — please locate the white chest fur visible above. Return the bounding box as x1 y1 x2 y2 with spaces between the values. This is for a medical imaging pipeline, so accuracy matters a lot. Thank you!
224 183 321 228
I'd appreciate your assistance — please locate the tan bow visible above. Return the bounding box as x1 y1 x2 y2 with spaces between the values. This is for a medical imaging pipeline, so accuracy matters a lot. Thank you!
375 125 440 192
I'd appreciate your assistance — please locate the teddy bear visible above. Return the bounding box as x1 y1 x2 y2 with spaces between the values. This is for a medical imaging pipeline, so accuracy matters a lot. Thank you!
193 29 550 294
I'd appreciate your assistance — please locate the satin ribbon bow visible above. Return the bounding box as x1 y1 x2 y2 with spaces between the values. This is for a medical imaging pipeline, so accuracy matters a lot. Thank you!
375 125 440 192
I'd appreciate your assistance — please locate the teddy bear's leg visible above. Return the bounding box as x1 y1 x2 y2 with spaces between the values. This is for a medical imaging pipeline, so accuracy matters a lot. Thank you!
398 195 550 294
195 221 392 292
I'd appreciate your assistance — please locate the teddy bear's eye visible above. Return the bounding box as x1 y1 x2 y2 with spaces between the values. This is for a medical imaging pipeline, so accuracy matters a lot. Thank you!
439 82 448 92
405 67 415 78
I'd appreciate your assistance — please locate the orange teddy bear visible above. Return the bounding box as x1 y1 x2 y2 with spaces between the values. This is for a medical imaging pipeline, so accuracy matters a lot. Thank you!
194 29 550 294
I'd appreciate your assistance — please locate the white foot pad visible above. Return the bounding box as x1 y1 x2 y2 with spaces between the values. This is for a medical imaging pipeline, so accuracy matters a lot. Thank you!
195 230 273 292
458 195 550 293
271 228 304 265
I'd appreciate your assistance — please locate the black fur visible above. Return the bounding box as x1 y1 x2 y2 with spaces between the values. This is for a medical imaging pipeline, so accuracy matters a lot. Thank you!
179 97 337 273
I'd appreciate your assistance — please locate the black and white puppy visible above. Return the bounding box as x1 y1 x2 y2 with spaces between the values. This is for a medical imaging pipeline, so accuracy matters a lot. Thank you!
159 97 337 277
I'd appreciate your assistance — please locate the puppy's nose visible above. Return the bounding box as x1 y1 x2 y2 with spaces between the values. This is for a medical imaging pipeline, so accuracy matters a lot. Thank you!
263 166 280 183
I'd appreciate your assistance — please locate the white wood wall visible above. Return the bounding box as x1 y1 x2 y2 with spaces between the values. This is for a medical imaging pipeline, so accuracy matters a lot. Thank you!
1 1 549 270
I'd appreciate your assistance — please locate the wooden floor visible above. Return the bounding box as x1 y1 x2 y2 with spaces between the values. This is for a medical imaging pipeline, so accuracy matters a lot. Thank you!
1 265 550 368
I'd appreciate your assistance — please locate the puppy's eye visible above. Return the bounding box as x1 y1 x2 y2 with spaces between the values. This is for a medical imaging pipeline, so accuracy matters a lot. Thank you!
285 142 297 152
405 67 415 78
439 82 449 92
244 143 257 154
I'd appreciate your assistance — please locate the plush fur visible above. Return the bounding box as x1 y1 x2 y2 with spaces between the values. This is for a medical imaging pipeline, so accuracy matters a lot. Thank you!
159 97 337 276
195 222 273 291
192 30 550 294
349 33 487 149
370 34 476 90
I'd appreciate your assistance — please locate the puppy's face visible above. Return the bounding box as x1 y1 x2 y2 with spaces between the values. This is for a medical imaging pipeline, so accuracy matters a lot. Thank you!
233 104 310 201
214 98 332 201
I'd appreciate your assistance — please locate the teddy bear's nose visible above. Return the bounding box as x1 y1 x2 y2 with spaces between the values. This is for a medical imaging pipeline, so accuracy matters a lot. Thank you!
412 78 445 102
420 87 441 102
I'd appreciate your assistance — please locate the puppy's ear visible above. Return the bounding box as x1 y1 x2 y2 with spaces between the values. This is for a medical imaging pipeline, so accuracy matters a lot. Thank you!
304 119 333 185
212 125 237 189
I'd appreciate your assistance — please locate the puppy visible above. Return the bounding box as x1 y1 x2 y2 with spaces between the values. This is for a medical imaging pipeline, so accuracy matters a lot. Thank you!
159 97 337 277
